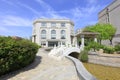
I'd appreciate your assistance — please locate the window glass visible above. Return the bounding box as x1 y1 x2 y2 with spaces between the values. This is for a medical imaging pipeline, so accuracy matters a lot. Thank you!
51 22 56 27
61 30 66 39
41 22 46 27
61 23 65 27
51 30 56 39
41 41 46 47
41 30 46 39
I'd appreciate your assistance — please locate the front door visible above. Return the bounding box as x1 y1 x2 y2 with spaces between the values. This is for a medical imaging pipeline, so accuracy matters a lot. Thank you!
48 41 58 47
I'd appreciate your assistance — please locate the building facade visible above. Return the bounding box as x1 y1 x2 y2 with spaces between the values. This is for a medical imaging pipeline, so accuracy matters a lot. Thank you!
32 19 74 47
98 0 120 45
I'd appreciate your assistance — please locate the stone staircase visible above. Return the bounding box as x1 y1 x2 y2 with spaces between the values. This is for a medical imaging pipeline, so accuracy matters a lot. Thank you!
48 45 81 60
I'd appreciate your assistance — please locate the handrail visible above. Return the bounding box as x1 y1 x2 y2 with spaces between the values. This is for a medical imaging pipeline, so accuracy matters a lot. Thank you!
66 56 97 80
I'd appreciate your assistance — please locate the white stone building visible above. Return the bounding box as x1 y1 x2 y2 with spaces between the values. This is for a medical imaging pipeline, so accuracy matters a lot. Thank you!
98 0 120 45
32 19 75 47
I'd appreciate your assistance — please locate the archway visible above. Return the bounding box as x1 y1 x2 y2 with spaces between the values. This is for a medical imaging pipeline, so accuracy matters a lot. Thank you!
69 52 79 59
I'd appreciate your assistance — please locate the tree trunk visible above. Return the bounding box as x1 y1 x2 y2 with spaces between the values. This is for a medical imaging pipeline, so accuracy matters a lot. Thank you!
109 39 112 45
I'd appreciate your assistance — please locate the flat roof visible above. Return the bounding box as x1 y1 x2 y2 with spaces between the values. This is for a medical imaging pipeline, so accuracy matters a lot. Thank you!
76 32 100 37
98 0 117 14
33 18 74 25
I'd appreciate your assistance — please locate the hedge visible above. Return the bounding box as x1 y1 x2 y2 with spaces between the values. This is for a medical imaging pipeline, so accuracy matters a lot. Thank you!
0 36 39 76
79 50 88 62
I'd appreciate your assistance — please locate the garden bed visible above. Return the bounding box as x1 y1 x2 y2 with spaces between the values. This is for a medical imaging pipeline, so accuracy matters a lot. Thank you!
88 53 120 67
83 63 120 80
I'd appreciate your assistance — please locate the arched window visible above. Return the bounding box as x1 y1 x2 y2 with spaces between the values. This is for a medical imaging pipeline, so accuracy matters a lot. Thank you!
51 30 56 39
61 30 66 39
41 30 46 39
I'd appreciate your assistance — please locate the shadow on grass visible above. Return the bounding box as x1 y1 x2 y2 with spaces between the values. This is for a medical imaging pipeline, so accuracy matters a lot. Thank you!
0 56 42 80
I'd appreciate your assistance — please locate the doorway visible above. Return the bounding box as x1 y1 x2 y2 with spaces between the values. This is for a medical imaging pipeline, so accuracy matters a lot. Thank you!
48 41 58 47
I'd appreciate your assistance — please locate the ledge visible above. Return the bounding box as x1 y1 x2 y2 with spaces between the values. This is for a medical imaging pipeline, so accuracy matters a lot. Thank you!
66 56 97 80
88 51 120 58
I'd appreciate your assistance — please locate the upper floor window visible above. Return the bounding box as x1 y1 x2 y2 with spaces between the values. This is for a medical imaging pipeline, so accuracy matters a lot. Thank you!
41 30 46 39
41 22 46 27
51 22 56 27
61 23 65 27
51 30 56 39
61 30 66 39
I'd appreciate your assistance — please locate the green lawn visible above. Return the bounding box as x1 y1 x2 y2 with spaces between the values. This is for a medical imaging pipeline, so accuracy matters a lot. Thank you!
83 63 120 80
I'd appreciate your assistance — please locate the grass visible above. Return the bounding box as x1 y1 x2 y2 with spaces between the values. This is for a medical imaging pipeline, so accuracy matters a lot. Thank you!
83 63 120 80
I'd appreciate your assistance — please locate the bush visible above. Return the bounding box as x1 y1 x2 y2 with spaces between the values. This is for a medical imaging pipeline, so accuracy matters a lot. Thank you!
79 50 88 62
0 36 39 76
85 42 104 51
114 45 120 54
103 46 114 54
115 45 120 51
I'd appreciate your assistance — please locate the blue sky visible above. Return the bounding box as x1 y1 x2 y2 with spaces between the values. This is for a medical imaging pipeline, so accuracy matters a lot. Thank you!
0 0 113 38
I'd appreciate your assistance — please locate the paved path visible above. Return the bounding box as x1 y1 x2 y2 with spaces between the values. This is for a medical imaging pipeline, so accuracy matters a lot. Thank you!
0 48 79 80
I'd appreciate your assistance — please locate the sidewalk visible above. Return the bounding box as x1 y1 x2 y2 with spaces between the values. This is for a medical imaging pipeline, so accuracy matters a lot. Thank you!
0 48 79 80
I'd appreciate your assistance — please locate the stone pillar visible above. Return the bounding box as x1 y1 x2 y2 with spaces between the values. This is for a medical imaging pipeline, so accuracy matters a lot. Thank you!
46 41 48 47
81 35 84 47
58 42 60 47
60 42 62 47
80 35 84 50
94 37 97 42
73 36 77 47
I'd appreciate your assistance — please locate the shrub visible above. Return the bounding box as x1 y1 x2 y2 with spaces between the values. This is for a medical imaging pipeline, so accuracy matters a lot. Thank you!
85 42 104 51
0 36 39 76
103 46 114 54
115 45 120 54
115 45 120 51
79 50 88 62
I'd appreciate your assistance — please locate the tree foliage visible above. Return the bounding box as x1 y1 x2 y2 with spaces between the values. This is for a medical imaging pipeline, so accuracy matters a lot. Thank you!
0 36 39 76
83 23 116 44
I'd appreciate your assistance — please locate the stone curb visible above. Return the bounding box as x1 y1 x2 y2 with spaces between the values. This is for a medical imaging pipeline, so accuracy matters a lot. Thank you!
66 56 97 80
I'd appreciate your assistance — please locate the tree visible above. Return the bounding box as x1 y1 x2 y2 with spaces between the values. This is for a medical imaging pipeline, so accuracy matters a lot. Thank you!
83 23 116 45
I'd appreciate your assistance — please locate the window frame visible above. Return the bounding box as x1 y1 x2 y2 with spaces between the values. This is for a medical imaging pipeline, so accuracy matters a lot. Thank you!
61 23 65 27
41 30 46 39
51 22 56 27
61 30 66 39
51 30 56 39
41 22 47 27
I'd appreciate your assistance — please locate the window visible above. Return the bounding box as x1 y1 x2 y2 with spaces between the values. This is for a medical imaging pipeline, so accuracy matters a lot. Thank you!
61 23 65 27
51 30 56 39
41 41 46 47
61 30 66 39
41 30 46 39
41 22 46 27
51 22 56 27
62 42 65 45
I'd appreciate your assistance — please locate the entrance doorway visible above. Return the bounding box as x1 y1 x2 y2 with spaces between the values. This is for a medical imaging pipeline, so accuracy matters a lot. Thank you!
48 41 58 47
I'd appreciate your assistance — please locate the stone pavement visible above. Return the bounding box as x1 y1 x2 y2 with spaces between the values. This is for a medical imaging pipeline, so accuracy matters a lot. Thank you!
0 48 79 80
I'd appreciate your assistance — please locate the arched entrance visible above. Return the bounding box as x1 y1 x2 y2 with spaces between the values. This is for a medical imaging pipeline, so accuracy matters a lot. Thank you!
69 52 79 59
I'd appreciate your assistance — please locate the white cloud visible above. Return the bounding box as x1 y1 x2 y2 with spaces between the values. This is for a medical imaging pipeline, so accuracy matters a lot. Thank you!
1 0 18 7
87 0 97 5
0 15 32 27
70 5 101 20
17 2 41 16
35 0 67 18
0 27 9 33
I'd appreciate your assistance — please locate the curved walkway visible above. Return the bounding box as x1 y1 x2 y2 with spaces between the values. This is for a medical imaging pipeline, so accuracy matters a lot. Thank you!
0 48 79 80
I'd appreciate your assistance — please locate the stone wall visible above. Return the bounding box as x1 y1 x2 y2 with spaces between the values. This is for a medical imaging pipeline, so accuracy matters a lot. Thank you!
88 53 120 67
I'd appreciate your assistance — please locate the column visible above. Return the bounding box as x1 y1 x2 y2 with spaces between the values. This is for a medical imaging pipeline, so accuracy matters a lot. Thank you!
73 36 77 47
94 37 97 42
58 42 60 47
46 41 48 47
80 35 84 50
81 35 84 47
60 42 62 47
